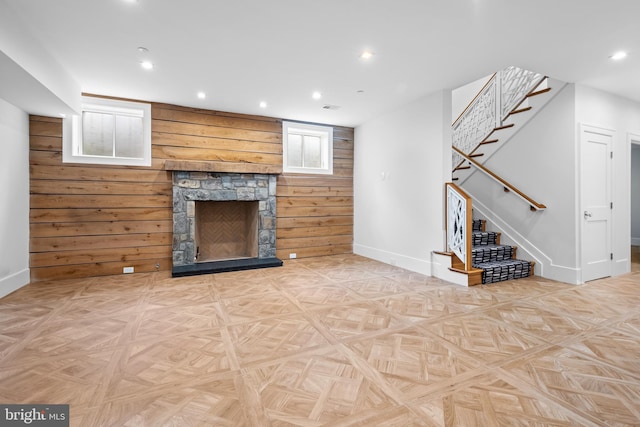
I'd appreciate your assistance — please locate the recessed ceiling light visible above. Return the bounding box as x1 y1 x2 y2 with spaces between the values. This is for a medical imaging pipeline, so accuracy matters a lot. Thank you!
140 61 154 70
610 51 628 60
312 91 322 100
359 50 375 60
259 101 267 108
197 92 206 99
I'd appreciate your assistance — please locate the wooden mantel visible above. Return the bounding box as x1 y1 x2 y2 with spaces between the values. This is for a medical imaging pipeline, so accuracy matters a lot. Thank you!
164 160 282 175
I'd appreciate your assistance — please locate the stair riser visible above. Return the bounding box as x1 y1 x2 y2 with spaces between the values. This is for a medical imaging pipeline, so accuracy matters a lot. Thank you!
472 232 498 246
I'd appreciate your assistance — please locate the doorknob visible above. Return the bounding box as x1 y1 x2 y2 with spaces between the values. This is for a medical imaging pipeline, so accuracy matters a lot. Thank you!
584 211 592 219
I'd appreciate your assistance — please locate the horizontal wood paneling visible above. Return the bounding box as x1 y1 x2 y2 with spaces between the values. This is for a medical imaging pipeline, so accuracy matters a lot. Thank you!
29 102 353 281
30 180 171 196
30 208 172 223
30 220 172 238
30 246 171 268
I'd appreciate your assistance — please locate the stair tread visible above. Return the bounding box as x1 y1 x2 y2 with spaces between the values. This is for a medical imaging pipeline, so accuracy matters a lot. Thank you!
527 87 552 97
472 244 512 252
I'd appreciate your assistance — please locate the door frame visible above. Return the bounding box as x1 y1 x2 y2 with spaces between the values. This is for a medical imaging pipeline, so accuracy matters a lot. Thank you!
578 123 614 283
629 133 640 248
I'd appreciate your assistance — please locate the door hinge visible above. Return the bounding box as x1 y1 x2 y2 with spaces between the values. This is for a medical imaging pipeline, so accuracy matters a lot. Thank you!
611 253 613 260
611 151 613 159
611 202 613 209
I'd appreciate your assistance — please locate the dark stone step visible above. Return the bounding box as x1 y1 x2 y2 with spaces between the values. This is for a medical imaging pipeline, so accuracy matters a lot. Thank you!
172 257 282 277
474 259 532 284
471 244 513 264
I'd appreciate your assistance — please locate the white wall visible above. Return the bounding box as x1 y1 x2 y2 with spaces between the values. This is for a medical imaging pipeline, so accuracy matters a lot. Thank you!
0 98 30 297
0 1 80 116
576 85 640 275
632 144 640 245
452 73 493 122
354 91 451 275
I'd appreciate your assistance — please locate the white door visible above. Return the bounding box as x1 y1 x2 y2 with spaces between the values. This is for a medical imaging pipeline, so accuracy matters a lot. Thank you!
580 124 613 282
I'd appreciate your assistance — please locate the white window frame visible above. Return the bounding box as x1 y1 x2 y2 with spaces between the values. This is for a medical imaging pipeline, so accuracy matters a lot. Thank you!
282 121 333 175
63 96 152 166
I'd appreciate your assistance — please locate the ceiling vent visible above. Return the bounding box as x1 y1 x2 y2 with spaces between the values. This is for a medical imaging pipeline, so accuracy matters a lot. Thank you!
322 104 341 110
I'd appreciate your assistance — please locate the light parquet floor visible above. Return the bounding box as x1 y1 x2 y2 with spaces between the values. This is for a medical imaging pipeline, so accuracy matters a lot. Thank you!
1 254 639 426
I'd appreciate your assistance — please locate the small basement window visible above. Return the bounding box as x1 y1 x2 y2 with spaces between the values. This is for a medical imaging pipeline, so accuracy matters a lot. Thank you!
63 96 152 166
283 121 333 174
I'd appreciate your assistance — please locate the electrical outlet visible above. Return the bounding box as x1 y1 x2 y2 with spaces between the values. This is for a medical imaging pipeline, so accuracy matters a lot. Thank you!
123 266 134 274
289 253 297 259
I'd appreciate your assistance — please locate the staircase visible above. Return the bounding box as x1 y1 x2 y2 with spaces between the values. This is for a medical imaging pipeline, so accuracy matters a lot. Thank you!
432 66 560 287
471 218 533 284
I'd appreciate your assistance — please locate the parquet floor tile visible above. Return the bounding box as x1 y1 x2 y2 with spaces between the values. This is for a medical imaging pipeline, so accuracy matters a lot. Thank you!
313 301 408 340
219 291 302 323
611 312 640 337
411 373 598 426
102 330 234 400
424 314 546 364
378 293 458 322
0 253 638 425
134 303 224 339
565 329 640 379
90 375 246 427
480 301 596 343
228 314 331 366
243 347 399 426
502 345 640 425
284 284 363 309
535 289 628 324
342 277 412 299
345 328 481 400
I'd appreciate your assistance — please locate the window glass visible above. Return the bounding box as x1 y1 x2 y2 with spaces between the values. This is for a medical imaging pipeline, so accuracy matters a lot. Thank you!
303 135 321 168
63 96 152 166
115 115 144 158
282 121 333 175
82 111 114 157
287 133 303 168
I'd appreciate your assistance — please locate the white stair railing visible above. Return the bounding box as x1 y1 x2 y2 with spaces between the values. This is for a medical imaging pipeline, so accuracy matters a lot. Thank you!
446 182 472 270
452 66 545 169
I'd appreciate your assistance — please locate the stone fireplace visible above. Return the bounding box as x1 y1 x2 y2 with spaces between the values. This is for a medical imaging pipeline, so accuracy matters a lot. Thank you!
170 168 282 276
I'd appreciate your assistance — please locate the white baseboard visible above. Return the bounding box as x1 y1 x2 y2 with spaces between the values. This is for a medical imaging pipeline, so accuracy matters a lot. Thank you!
0 269 30 299
631 237 640 246
353 244 431 276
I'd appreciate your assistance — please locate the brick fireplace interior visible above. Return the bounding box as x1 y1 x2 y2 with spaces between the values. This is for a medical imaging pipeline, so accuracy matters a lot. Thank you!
195 201 259 262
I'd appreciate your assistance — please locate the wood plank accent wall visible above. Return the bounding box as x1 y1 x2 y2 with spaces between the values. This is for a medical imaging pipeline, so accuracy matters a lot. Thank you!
29 102 354 281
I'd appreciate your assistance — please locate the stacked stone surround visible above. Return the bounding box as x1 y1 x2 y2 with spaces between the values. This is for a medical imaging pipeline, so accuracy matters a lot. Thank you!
172 171 277 267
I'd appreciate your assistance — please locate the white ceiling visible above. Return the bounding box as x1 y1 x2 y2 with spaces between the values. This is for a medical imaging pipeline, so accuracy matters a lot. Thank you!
4 0 640 127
